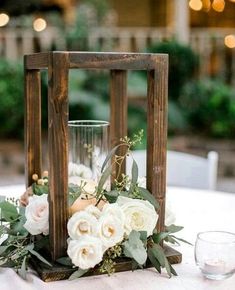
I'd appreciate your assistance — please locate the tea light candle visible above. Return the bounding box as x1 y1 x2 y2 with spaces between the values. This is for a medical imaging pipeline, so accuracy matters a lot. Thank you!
203 259 227 275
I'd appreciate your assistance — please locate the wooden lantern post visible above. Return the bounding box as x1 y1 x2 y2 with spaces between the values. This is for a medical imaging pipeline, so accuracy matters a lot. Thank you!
24 52 181 281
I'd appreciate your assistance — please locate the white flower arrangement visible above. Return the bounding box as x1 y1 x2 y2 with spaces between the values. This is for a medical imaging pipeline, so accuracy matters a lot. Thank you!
0 131 188 280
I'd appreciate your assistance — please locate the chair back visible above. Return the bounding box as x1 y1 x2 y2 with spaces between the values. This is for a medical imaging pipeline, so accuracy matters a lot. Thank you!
126 150 218 190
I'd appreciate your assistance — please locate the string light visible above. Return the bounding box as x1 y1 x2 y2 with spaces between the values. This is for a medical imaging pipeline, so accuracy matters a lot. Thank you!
0 13 10 27
33 18 47 32
189 0 203 11
224 35 235 48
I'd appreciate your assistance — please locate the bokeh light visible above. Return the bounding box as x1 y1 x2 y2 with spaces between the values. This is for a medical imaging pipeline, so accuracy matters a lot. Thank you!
224 35 235 48
33 18 47 32
0 13 10 27
189 0 203 11
212 0 225 12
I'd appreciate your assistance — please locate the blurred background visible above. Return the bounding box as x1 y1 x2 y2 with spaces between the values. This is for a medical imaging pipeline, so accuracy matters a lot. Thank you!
0 0 234 191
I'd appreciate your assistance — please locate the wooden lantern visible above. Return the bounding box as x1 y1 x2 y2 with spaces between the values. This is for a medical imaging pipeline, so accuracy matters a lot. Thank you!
24 51 181 281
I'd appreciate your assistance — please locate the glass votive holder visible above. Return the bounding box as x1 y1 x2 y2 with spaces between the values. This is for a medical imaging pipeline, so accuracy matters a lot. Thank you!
68 120 110 184
195 231 235 280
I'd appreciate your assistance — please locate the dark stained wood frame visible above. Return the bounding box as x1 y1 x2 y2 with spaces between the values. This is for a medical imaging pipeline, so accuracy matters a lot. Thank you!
24 51 180 280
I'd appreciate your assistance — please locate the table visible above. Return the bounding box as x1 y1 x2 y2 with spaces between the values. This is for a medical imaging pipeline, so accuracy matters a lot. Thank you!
0 185 235 290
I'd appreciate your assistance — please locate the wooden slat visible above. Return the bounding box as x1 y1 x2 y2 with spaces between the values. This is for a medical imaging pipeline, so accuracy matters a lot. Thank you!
24 67 42 187
110 70 127 181
48 52 69 260
69 52 161 70
146 55 168 233
25 51 168 70
24 52 49 69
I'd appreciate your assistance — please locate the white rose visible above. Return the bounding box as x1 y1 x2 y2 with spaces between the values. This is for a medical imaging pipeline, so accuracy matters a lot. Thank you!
97 214 124 249
133 176 176 227
102 203 125 226
24 194 49 235
85 204 101 219
117 196 158 237
67 211 98 239
68 176 97 196
68 162 92 179
67 236 103 269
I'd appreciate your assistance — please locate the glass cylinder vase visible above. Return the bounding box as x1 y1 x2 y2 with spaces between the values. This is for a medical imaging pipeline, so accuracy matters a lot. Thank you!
68 120 110 186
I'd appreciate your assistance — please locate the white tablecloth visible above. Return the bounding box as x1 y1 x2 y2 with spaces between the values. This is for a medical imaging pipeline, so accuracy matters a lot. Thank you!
0 185 235 290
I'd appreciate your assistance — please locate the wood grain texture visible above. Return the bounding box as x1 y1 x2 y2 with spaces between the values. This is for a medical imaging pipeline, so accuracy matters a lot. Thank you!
110 70 127 181
31 245 181 282
24 52 167 70
69 52 161 70
24 67 42 187
25 52 49 70
146 55 169 233
48 52 69 260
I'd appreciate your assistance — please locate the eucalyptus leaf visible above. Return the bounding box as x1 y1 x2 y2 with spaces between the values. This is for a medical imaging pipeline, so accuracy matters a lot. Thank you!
68 184 82 194
24 244 34 251
0 245 13 256
32 183 49 196
29 249 52 267
34 236 50 251
18 256 27 280
164 235 180 245
147 248 161 273
152 232 170 244
104 190 119 203
68 187 82 207
0 201 18 222
170 235 193 246
131 159 138 185
97 165 112 194
137 187 159 209
164 257 174 278
56 256 73 266
165 224 184 234
131 260 139 271
149 244 166 267
19 206 25 216
169 263 178 276
119 191 130 198
123 230 147 265
139 231 147 242
11 217 28 236
101 144 122 172
0 258 8 266
69 269 88 280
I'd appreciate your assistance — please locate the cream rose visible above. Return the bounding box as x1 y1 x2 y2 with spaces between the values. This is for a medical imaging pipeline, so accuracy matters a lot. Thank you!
102 203 125 226
85 204 101 219
67 236 103 269
67 211 98 239
24 194 49 235
68 162 92 179
97 214 124 249
117 196 158 237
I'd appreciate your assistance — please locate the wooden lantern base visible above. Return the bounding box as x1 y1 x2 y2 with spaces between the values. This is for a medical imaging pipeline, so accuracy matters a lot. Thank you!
31 245 182 282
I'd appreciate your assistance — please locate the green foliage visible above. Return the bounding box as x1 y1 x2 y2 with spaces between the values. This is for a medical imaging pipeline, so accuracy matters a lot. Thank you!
0 134 185 280
147 40 198 101
179 79 235 138
123 230 147 265
0 60 24 138
0 199 51 275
